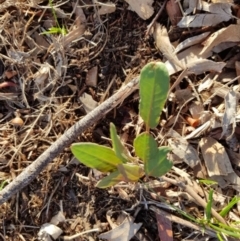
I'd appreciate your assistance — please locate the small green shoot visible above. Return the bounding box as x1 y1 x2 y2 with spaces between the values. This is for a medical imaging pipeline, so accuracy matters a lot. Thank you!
41 0 67 35
71 62 172 188
0 180 8 191
219 196 240 217
198 179 218 186
205 189 213 223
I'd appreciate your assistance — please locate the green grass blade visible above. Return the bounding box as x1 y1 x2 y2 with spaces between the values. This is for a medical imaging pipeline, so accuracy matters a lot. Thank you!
139 62 169 129
198 179 218 186
219 196 240 217
209 223 240 238
217 232 224 241
0 180 8 191
205 189 213 222
71 143 123 172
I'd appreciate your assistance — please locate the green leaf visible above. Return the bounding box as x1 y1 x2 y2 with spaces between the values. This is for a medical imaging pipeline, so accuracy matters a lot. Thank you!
134 133 158 162
145 146 172 177
41 27 67 35
110 123 129 163
139 62 169 129
219 196 240 217
0 180 8 191
96 170 122 188
71 143 123 172
134 133 172 177
97 164 144 188
198 179 218 186
205 189 213 222
117 163 144 182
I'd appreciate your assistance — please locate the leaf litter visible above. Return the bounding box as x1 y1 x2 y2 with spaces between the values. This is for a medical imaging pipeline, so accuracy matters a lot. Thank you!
1 0 240 240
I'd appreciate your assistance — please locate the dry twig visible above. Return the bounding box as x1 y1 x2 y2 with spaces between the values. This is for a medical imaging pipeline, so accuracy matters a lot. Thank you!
0 77 139 204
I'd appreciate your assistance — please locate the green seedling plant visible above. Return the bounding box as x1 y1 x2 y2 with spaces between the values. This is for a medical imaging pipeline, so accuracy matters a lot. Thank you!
195 188 240 239
41 0 67 35
70 63 240 239
71 62 173 188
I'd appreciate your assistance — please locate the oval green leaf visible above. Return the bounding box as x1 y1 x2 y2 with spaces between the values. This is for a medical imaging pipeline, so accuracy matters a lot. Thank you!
144 146 172 177
139 62 169 129
71 143 122 173
134 133 158 162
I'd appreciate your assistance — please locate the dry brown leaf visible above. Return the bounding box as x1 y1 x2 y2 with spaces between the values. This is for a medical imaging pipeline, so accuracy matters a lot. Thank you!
179 1 232 27
153 24 183 69
199 137 233 177
167 129 200 168
201 25 240 55
124 0 154 20
166 0 182 26
165 44 222 75
86 66 98 87
187 59 226 75
38 223 63 241
220 89 237 139
79 93 98 113
174 32 211 54
97 1 116 15
198 74 214 93
98 216 142 241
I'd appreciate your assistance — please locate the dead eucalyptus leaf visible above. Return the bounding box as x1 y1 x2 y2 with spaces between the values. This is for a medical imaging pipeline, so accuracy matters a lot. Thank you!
179 1 232 27
201 25 240 55
98 216 142 241
153 24 183 69
167 129 200 168
220 89 237 139
79 93 98 113
199 137 233 177
124 0 154 20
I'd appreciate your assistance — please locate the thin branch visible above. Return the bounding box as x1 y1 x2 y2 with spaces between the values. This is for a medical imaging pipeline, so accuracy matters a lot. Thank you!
0 77 139 205
145 0 168 36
